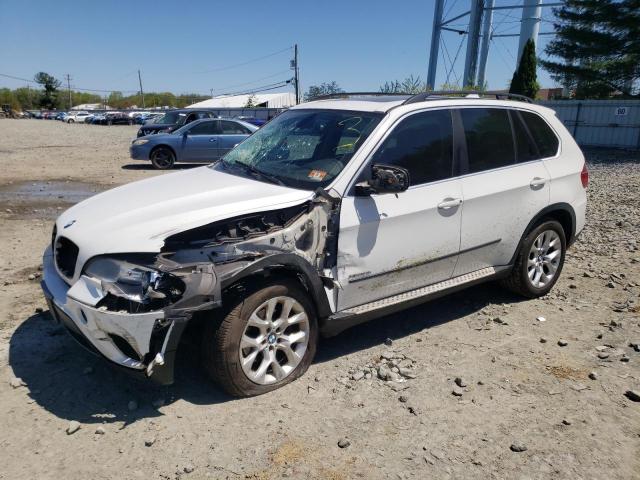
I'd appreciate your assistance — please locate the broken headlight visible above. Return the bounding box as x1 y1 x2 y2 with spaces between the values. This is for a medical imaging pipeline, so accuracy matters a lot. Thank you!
84 256 185 312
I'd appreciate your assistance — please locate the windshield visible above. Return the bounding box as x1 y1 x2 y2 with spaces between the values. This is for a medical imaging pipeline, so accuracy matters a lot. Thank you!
214 109 382 190
152 112 186 125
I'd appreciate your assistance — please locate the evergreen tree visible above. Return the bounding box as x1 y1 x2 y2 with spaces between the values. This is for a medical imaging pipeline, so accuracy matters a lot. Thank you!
510 39 540 99
540 0 640 98
33 72 60 109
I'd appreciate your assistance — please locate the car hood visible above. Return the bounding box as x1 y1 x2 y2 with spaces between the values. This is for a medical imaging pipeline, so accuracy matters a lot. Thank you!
56 166 313 272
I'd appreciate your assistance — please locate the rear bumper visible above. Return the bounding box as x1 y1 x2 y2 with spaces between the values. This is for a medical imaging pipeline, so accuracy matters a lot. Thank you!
40 247 185 385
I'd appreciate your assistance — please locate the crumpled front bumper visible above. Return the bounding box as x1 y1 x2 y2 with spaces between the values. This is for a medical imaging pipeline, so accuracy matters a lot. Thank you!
40 246 187 384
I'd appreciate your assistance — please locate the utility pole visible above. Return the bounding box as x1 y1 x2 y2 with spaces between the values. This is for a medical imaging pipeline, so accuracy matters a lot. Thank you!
64 74 72 110
463 0 484 87
477 0 495 88
210 88 214 99
138 69 145 109
293 44 300 104
426 0 445 90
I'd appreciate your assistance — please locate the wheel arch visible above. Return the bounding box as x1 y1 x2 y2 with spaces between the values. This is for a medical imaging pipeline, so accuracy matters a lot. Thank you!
219 254 333 320
508 202 576 266
150 143 177 161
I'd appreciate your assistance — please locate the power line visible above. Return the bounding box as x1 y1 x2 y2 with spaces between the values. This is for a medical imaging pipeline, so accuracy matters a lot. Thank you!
195 46 293 74
218 80 292 97
212 69 291 92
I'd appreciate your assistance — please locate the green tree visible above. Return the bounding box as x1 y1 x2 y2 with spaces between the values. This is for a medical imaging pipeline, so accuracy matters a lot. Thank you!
379 75 429 94
540 0 640 98
304 81 344 101
33 72 61 109
510 39 540 99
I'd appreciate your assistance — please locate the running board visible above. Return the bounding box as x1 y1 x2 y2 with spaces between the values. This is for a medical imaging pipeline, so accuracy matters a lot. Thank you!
341 267 498 316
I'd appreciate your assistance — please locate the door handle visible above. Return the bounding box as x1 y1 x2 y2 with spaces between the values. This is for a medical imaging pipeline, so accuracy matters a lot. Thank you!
530 177 546 189
209 138 218 142
437 197 463 209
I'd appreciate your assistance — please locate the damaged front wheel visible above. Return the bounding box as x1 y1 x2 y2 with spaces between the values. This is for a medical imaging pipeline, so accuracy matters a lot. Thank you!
202 280 318 397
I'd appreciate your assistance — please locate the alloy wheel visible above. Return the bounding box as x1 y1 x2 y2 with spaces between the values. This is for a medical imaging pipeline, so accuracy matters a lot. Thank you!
527 229 561 288
239 296 310 385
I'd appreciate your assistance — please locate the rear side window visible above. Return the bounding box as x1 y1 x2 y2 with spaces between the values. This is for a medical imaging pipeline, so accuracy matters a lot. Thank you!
511 111 539 162
370 109 454 186
461 108 515 173
520 111 559 158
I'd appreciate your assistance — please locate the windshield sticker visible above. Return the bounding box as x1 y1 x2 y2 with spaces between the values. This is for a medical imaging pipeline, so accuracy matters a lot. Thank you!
308 169 327 181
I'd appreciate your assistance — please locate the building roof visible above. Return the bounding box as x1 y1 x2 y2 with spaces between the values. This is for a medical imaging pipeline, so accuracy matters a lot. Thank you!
187 92 296 109
71 103 112 111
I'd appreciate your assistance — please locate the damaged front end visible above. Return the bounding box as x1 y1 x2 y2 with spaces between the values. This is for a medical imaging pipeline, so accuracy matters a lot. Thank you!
42 189 339 385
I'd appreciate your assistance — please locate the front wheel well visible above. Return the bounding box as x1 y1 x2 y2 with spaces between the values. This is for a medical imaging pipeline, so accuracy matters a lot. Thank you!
150 144 176 158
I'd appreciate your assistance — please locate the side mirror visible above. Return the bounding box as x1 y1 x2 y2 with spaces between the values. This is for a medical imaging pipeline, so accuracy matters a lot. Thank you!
355 164 410 196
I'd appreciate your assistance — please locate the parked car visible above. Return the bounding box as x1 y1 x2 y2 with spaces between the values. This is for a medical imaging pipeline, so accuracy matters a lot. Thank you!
65 111 91 123
236 116 267 127
41 92 587 397
55 112 68 121
43 111 59 120
130 118 257 169
136 109 216 137
94 112 134 125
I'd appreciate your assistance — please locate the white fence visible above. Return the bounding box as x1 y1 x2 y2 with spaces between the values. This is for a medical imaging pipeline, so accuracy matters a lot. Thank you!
538 99 640 150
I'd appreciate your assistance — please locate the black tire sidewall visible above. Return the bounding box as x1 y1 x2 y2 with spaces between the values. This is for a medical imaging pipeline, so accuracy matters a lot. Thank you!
204 281 318 397
151 147 175 169
518 220 566 297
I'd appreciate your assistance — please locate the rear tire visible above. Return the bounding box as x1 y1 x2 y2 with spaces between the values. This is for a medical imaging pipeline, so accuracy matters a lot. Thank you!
202 281 318 397
150 146 176 169
67 119 74 124
501 219 566 298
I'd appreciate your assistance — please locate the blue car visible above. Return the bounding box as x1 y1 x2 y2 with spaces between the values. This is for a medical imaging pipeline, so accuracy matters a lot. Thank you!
130 118 258 169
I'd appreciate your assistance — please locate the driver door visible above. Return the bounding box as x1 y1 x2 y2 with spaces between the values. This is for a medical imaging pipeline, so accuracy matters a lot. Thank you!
336 109 463 311
182 120 221 161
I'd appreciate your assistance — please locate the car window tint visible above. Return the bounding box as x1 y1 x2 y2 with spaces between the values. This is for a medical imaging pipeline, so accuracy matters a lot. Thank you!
461 108 515 173
188 121 219 135
220 120 250 134
511 111 539 162
370 109 454 186
520 111 559 158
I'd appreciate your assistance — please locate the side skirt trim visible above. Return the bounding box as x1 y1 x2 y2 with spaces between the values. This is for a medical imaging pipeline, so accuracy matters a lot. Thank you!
342 266 498 316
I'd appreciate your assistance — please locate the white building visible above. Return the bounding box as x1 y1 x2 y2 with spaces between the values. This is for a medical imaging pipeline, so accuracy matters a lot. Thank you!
187 92 296 109
71 103 113 111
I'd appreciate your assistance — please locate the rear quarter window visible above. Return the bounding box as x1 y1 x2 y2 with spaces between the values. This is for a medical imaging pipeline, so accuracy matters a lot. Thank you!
520 111 559 158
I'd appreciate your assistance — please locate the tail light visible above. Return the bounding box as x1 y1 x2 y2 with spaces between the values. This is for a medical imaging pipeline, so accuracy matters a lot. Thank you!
580 162 589 189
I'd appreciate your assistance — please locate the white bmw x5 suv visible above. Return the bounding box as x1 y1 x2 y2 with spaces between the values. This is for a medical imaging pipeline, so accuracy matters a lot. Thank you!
41 92 587 396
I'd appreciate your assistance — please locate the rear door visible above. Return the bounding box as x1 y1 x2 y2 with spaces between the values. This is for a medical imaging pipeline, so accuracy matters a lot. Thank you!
182 120 221 161
336 108 463 310
217 120 253 157
453 107 551 276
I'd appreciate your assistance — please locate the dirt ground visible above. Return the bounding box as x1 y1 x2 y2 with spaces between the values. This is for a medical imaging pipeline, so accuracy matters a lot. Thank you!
0 119 639 480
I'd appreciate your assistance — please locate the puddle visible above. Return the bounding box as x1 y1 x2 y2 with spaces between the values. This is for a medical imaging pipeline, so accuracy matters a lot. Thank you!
1 181 106 220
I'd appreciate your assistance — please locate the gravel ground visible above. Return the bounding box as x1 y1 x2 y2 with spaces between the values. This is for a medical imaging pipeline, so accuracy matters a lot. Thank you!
0 119 639 480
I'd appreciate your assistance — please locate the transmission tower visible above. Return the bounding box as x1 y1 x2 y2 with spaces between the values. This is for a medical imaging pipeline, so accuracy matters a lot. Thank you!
426 0 563 89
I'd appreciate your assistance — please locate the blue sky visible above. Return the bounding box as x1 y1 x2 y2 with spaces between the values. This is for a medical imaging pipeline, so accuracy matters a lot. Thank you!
0 0 560 96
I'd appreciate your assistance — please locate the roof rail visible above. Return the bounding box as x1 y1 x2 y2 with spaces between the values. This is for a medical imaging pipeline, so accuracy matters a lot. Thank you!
403 90 533 104
310 92 411 101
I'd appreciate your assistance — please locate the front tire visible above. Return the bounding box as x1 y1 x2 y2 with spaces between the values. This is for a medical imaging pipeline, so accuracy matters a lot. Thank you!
502 219 566 298
67 119 74 123
202 281 318 397
150 147 176 169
